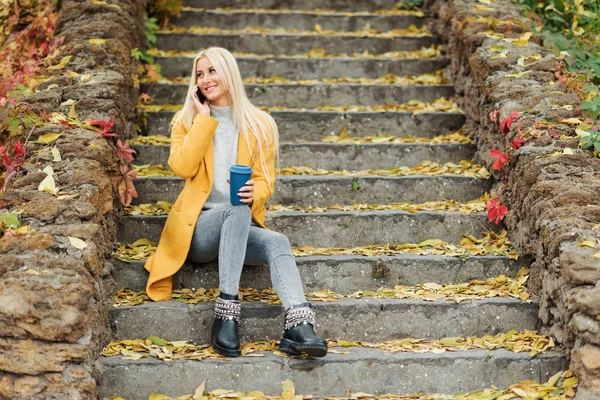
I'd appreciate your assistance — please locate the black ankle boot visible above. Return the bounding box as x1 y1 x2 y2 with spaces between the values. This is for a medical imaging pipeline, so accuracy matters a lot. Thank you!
211 292 241 357
279 302 327 358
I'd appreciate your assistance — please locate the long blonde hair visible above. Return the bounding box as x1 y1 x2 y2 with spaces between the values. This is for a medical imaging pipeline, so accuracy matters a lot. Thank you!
171 47 279 186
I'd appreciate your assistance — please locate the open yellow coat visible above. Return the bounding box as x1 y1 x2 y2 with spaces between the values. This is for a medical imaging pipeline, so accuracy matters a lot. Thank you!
144 113 276 301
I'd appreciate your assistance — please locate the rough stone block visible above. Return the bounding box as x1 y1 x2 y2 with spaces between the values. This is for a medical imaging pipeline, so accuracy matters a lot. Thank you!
0 338 87 374
0 365 95 400
572 344 600 391
0 266 93 342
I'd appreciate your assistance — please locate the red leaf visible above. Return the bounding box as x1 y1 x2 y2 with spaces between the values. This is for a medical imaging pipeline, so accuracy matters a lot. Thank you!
13 141 24 158
2 153 10 170
145 64 160 82
508 112 519 119
85 117 116 137
116 140 136 163
499 116 514 134
489 110 499 123
490 150 509 171
511 138 524 149
117 173 138 206
485 198 508 224
139 93 151 103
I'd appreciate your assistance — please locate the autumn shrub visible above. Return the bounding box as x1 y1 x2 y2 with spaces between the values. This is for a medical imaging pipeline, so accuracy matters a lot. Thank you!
395 0 424 10
514 0 600 155
147 0 182 28
0 0 61 193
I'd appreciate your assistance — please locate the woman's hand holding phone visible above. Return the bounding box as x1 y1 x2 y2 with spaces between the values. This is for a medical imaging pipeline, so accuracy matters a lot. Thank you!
191 85 210 116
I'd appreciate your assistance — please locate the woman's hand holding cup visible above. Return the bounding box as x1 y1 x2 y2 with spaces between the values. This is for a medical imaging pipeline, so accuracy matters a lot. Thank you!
236 179 254 206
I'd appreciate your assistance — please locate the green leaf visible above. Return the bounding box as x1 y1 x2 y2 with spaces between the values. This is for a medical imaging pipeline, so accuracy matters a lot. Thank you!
0 211 21 229
148 336 168 346
130 48 144 60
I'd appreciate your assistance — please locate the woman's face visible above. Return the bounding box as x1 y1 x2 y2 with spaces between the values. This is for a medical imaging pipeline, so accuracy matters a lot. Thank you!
196 56 230 107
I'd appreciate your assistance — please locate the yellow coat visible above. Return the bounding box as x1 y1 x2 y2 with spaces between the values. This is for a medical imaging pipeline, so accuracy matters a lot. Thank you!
144 113 276 301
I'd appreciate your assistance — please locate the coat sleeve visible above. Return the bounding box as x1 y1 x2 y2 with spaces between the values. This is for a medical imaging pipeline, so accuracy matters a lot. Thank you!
168 113 219 179
250 133 276 216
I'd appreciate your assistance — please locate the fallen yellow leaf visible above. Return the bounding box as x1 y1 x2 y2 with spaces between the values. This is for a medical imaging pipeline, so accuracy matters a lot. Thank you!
88 38 107 45
47 55 72 70
68 237 88 250
578 240 596 248
192 381 205 400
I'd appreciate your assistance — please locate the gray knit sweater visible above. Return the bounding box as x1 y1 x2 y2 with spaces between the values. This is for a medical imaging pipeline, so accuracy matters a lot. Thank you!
203 104 239 209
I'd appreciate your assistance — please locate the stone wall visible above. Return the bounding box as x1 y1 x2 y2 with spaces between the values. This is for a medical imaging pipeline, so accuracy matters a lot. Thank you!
423 0 600 397
0 1 145 398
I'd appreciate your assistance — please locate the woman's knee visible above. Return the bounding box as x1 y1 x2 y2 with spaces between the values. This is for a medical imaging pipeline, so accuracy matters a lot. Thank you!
225 203 252 221
268 232 292 254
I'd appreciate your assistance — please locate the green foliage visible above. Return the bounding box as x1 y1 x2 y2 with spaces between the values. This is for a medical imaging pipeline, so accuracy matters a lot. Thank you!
351 180 360 191
394 0 424 10
580 95 600 120
514 0 600 157
147 0 182 28
0 210 21 236
130 47 144 61
514 0 600 84
144 16 159 48
578 129 600 155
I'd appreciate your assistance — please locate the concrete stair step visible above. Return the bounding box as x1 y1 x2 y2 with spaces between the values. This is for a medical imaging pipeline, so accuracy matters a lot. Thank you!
111 255 526 292
109 297 539 343
156 32 437 54
133 175 492 207
117 211 498 246
156 54 447 80
144 109 465 139
173 8 423 31
143 82 454 107
100 348 566 400
132 142 476 170
180 0 401 11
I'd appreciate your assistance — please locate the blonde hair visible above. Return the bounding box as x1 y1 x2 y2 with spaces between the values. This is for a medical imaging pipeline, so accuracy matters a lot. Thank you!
171 47 279 186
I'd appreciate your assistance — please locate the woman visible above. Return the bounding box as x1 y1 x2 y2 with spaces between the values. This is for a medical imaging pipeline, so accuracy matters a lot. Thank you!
143 47 327 358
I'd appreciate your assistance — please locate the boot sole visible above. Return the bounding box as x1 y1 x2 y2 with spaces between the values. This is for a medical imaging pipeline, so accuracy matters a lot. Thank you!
212 342 241 357
279 338 328 358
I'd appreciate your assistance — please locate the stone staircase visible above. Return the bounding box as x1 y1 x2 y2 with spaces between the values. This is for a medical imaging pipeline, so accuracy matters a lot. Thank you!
99 1 567 398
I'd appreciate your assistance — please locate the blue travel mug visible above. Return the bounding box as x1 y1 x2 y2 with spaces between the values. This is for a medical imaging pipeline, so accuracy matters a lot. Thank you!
229 165 253 206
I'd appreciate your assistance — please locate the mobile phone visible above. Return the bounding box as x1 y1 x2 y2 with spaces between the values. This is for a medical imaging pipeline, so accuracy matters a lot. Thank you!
196 87 207 104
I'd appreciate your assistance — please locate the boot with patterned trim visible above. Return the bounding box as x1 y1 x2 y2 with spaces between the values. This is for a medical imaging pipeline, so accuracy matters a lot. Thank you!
278 302 327 357
211 292 241 357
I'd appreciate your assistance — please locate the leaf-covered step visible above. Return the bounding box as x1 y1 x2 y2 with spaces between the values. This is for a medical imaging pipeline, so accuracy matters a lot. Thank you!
117 211 499 246
155 31 437 54
142 82 455 107
180 0 403 12
131 142 476 170
109 297 539 343
153 52 447 80
173 8 424 32
144 108 465 140
111 253 526 292
114 264 531 306
100 347 567 400
132 175 492 206
106 330 557 361
103 371 578 400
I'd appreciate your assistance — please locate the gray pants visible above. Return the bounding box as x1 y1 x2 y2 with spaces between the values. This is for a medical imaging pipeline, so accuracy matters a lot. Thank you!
187 203 307 310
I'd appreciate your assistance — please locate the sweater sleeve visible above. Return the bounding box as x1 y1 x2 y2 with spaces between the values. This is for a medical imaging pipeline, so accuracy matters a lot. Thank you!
168 113 219 179
250 134 276 215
